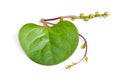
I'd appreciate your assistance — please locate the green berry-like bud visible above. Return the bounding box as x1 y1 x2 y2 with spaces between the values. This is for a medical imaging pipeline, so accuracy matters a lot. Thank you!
81 43 86 49
95 12 100 17
84 17 90 21
60 16 63 21
104 11 109 17
84 56 88 62
71 17 76 21
66 65 71 69
80 13 84 18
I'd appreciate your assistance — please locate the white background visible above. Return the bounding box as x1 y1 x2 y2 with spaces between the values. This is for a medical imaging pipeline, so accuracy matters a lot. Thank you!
0 0 120 82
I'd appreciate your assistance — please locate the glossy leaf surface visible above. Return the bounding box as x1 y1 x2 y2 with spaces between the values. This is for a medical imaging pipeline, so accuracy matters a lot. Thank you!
19 20 79 65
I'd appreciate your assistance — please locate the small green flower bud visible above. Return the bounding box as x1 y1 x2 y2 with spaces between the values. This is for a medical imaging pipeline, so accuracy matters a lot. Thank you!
80 13 84 18
95 12 100 17
60 16 63 21
71 17 76 21
81 43 86 49
66 65 71 69
84 17 90 21
103 11 109 18
85 56 88 62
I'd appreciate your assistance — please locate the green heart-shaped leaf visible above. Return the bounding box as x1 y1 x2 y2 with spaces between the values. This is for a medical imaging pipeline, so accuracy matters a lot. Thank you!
19 20 79 65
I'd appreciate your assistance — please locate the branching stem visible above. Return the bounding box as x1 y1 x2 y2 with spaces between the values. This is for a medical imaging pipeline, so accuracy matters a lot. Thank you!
40 11 109 69
41 11 109 26
65 34 88 69
78 34 88 63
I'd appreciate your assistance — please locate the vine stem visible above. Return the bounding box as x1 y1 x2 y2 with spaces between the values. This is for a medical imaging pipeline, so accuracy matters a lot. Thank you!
43 15 80 21
77 34 88 63
41 11 109 24
41 15 80 26
65 34 88 69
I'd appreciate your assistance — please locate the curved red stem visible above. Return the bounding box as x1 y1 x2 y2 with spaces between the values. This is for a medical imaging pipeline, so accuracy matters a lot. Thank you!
78 34 88 63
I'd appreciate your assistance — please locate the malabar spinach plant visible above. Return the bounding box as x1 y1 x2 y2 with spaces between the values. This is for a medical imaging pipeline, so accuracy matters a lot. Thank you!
19 11 109 69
